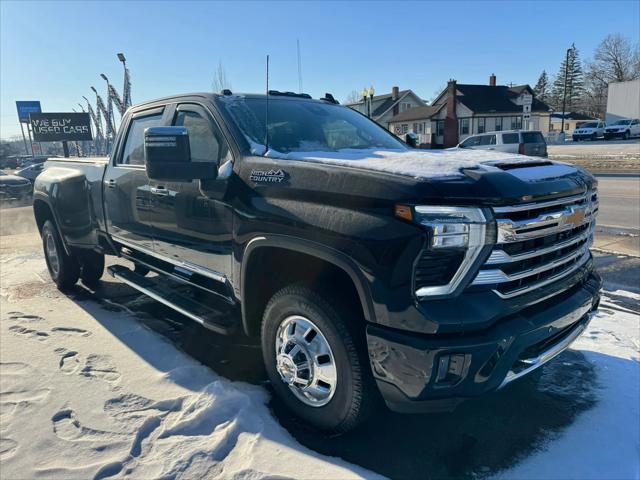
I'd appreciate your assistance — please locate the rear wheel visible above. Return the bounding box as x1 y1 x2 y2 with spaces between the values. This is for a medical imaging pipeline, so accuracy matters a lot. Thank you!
42 220 80 290
261 284 374 433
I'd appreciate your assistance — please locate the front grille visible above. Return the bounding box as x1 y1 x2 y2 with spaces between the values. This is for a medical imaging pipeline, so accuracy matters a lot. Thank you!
414 249 465 289
471 189 598 298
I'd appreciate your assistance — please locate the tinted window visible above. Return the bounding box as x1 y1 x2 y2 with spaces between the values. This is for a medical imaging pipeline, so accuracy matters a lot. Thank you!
632 119 640 125
581 122 598 128
120 113 164 165
522 132 545 143
460 136 480 148
479 135 496 146
175 110 229 164
502 133 520 144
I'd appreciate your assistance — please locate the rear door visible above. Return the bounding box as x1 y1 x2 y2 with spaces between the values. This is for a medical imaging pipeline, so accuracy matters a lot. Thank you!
147 102 234 279
521 131 547 157
103 107 166 250
500 132 520 153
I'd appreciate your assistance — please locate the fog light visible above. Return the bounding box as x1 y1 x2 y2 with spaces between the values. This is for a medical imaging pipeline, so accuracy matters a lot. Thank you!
435 353 467 385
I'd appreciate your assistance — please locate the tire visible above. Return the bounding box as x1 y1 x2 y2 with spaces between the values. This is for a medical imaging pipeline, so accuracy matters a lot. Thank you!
79 250 105 287
591 133 597 141
42 220 80 290
261 284 374 433
623 131 630 140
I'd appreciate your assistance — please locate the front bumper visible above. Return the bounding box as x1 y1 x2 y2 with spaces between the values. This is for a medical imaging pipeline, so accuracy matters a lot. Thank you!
573 132 598 140
367 270 602 413
604 130 625 137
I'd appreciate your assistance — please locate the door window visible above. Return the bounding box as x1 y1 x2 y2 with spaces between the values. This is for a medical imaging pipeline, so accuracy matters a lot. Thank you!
119 113 164 165
460 136 480 148
479 135 496 146
502 133 520 144
174 110 230 164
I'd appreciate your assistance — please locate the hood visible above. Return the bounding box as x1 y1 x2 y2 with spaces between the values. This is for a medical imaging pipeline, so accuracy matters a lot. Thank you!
0 175 30 185
264 148 547 180
239 148 594 208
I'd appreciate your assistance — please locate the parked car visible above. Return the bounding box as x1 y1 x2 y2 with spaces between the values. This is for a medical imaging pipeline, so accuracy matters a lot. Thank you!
18 155 49 169
604 119 640 140
573 121 606 141
0 156 20 169
33 92 600 433
457 130 548 157
15 162 45 186
0 170 32 201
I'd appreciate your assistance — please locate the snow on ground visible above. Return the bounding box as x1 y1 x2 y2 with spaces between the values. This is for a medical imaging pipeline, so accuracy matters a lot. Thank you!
0 251 379 479
493 299 640 480
1 245 638 479
548 140 640 160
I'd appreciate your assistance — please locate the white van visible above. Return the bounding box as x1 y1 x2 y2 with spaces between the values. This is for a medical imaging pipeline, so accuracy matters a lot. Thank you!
457 130 548 157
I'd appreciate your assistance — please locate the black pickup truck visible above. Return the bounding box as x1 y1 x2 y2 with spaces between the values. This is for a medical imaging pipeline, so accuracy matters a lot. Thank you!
33 91 601 433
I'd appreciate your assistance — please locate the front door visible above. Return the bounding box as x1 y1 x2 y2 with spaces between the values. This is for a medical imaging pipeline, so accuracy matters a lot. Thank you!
104 107 166 251
147 103 234 280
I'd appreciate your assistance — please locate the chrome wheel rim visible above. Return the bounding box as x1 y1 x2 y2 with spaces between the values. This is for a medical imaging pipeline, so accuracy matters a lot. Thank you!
275 315 337 407
44 231 60 277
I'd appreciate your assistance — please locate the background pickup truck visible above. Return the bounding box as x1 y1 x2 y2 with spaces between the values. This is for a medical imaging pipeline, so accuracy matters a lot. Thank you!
33 91 602 433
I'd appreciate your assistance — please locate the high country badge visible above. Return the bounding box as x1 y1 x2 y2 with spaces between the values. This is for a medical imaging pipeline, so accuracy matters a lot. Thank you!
250 169 287 184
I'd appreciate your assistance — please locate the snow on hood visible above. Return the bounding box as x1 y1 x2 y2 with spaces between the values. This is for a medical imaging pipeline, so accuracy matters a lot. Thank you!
263 147 548 179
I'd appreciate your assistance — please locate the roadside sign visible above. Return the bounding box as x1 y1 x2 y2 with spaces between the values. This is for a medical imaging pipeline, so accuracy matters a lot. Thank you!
29 112 93 142
522 93 533 106
523 113 531 120
523 104 531 114
15 101 42 123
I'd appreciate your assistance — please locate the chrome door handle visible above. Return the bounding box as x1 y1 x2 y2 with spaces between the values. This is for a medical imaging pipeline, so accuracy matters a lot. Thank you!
106 179 117 188
150 185 169 196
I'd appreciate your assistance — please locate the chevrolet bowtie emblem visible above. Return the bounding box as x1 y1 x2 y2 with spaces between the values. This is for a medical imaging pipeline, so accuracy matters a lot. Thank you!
563 205 587 227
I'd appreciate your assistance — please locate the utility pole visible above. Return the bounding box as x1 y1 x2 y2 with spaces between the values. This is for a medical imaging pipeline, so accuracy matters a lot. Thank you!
560 47 570 133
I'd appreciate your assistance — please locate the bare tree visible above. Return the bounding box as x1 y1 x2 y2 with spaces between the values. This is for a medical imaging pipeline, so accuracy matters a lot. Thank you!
583 34 640 117
344 89 363 104
211 61 232 93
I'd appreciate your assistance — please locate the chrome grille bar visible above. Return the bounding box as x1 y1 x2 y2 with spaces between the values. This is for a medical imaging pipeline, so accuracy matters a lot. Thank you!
471 189 597 299
486 223 595 264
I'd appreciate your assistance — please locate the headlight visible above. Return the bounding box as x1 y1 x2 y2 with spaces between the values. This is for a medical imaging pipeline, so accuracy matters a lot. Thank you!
411 206 491 298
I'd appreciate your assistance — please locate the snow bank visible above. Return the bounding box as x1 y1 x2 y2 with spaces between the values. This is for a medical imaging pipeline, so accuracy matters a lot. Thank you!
0 252 380 480
264 148 546 179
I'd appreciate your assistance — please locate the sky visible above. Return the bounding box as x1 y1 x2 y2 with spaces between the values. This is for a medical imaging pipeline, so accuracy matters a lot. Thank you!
1 0 639 139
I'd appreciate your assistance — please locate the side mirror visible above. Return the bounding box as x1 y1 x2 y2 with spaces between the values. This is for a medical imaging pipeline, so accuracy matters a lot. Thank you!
404 132 418 148
144 126 217 181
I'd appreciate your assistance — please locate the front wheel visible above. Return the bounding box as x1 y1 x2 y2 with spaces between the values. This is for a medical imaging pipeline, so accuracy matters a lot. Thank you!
623 131 630 140
42 220 80 290
261 285 374 433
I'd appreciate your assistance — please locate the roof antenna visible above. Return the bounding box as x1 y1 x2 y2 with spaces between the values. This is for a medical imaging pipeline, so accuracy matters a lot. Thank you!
297 39 303 94
265 54 270 155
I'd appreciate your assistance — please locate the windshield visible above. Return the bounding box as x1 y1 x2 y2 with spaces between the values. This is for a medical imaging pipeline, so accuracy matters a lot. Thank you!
580 122 598 128
217 96 407 155
612 120 631 125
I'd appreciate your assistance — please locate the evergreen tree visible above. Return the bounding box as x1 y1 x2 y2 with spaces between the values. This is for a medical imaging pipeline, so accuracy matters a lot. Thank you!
533 70 549 103
551 44 585 112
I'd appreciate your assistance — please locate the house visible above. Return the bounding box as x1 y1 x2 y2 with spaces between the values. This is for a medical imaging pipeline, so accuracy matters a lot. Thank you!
347 86 427 127
606 79 640 123
387 75 552 148
549 112 599 134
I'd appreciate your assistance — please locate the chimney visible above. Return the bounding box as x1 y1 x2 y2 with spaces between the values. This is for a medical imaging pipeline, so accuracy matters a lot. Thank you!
392 86 399 100
489 73 496 86
443 79 459 148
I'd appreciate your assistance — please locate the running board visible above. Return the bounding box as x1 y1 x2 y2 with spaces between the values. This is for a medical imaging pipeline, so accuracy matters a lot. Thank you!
107 265 237 335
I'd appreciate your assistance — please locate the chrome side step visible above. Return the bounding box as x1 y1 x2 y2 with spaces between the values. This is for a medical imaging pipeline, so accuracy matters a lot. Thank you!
107 265 236 335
